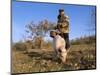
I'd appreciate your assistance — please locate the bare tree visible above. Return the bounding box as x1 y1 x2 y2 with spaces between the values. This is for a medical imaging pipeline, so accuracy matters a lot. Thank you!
25 19 56 49
87 8 96 33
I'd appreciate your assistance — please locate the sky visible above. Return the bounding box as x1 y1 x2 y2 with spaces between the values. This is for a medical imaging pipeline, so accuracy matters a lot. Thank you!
12 1 96 42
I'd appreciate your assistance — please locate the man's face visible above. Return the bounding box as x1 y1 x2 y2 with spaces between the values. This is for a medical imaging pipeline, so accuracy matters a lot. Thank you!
60 11 64 15
50 31 56 38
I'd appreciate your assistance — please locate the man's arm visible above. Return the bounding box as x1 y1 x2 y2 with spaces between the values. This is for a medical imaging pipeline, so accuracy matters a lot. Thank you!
66 15 69 22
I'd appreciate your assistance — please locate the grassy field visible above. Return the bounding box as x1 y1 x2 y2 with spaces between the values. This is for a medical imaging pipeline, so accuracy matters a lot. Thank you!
12 43 96 74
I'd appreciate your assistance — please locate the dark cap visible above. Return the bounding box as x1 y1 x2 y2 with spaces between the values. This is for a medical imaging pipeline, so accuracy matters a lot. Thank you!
59 9 64 12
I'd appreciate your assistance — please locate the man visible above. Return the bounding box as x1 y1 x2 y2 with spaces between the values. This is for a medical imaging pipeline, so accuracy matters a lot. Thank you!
57 9 70 51
50 30 68 63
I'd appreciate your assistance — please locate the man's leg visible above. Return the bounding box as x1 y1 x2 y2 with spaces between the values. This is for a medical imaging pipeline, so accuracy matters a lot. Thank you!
63 33 70 50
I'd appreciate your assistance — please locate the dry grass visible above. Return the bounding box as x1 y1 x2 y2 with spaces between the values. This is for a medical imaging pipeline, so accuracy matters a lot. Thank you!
12 44 96 74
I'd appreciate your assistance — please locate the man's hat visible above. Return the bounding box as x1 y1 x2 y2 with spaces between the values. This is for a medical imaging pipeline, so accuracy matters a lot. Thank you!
59 9 64 12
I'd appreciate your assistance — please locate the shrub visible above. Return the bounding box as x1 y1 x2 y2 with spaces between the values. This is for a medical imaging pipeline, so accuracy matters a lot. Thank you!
13 42 27 51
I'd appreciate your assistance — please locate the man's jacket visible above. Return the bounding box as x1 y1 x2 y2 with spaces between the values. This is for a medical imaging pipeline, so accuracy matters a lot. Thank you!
57 15 69 33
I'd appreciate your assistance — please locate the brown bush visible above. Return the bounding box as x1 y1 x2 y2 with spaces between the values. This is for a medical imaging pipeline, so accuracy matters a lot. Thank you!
13 42 27 51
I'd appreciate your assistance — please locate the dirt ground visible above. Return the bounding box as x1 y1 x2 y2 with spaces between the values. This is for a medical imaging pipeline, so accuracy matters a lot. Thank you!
12 44 96 74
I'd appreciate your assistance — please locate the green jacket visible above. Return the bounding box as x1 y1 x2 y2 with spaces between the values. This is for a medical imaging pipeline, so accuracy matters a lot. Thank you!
57 15 69 33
